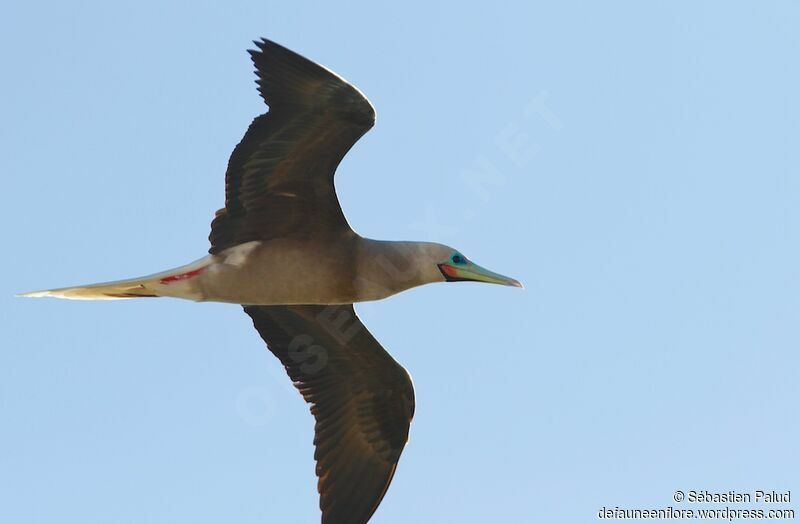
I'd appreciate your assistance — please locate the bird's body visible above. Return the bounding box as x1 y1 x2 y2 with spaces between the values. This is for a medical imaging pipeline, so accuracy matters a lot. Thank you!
20 39 520 523
28 237 456 304
195 237 365 305
198 237 453 305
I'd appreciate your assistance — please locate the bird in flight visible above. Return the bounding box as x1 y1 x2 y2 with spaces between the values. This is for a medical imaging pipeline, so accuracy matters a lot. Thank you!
20 39 522 523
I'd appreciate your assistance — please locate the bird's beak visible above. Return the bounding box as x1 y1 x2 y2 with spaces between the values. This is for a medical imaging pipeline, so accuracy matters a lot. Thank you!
438 261 523 288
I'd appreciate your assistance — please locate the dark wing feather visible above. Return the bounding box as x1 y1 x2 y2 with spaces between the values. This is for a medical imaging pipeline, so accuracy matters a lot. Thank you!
244 305 415 524
209 39 375 254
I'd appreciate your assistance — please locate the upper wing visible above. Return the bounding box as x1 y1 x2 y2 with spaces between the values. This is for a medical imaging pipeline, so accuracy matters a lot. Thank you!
209 39 375 254
244 304 415 524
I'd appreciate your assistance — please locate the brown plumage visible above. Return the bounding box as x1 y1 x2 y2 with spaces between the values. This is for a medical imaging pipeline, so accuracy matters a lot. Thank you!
209 39 374 254
245 305 414 524
219 40 414 524
20 37 522 524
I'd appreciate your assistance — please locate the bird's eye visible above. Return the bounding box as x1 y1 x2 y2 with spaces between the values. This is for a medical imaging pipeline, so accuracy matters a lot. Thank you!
451 254 465 265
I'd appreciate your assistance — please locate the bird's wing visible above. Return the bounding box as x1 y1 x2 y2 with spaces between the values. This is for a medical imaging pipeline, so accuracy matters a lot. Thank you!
244 304 415 524
209 39 375 254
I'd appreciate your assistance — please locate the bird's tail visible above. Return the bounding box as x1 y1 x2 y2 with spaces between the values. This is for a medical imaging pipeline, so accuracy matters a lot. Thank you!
17 257 211 301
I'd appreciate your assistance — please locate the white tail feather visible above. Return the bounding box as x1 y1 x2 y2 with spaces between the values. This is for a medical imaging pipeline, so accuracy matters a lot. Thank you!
17 256 212 301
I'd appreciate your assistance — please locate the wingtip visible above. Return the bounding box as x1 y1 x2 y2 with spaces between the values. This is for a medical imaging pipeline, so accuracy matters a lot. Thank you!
251 38 277 53
248 38 269 58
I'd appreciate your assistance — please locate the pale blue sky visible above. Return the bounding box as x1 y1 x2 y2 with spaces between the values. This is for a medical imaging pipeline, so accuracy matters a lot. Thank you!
2 2 798 523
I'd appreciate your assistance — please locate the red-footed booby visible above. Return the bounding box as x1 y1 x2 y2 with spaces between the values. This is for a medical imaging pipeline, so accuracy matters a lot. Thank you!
20 39 521 524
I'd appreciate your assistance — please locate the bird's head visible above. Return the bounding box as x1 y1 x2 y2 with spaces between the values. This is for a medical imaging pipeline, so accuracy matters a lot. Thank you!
434 247 523 288
356 241 522 300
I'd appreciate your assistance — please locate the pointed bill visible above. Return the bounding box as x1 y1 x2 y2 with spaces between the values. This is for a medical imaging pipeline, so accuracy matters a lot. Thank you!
438 261 523 288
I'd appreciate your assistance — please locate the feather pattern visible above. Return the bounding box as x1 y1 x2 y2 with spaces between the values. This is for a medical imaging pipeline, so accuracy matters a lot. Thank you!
244 305 415 524
209 39 375 254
